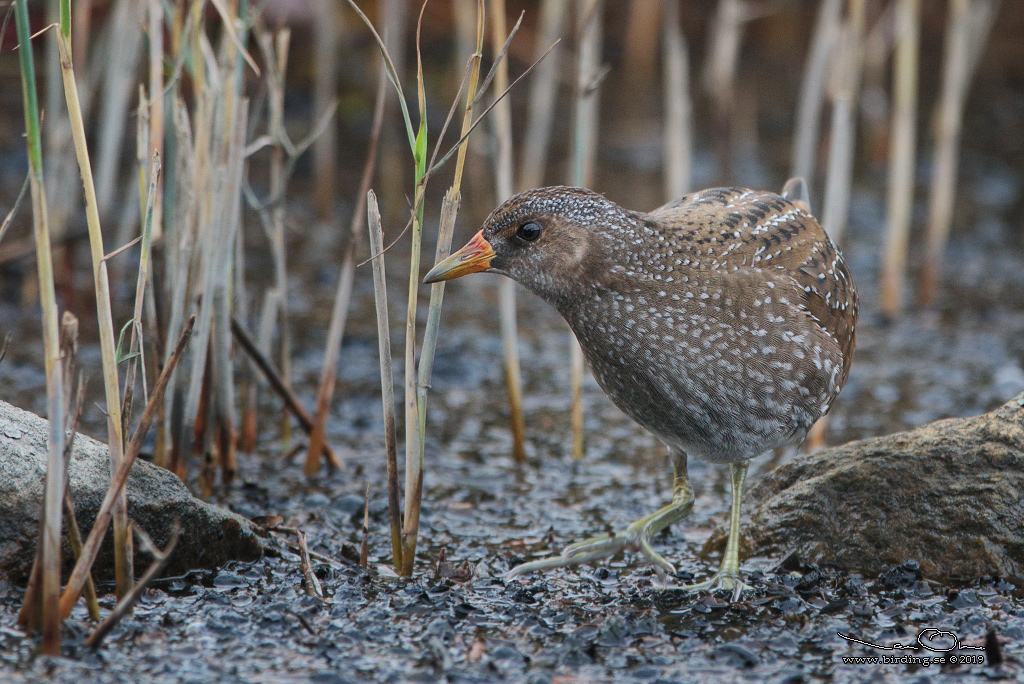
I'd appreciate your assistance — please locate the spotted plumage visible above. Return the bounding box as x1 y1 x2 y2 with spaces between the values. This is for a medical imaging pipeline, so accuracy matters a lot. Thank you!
475 185 857 464
423 183 858 592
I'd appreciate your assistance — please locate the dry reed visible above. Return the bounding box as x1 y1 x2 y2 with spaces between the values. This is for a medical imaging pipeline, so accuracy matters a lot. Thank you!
489 0 528 464
56 0 132 599
791 0 842 185
920 0 999 305
662 0 692 201
820 0 865 244
879 0 920 317
568 0 604 460
14 0 65 652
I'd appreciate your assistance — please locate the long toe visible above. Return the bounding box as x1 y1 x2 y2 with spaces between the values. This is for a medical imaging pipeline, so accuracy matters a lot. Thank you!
506 533 629 580
664 571 752 601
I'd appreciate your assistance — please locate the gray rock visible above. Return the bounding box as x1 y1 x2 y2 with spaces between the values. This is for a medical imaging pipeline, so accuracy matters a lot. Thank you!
709 393 1024 579
0 400 263 582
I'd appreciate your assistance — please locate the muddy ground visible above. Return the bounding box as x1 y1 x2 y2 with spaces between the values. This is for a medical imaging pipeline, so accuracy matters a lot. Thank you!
2 162 1024 681
2 16 1024 681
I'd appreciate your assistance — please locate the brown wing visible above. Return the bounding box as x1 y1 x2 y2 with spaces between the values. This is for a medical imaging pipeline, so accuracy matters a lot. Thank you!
648 187 858 396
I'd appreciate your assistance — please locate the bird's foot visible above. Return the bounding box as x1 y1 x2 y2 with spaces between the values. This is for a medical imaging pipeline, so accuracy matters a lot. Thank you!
662 568 751 601
506 516 676 582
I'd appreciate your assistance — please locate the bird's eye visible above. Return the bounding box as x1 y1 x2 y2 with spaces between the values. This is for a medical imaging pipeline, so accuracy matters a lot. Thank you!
516 221 542 242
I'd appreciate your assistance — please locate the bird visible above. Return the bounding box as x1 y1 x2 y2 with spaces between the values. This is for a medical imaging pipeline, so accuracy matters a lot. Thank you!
423 179 857 594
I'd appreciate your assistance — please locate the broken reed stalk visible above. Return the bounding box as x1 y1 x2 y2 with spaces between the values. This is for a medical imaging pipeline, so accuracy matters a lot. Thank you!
568 0 604 460
59 315 195 620
489 0 528 464
821 0 865 244
367 190 403 572
791 0 842 184
518 0 568 189
229 316 340 467
63 445 102 624
920 0 998 306
879 0 920 317
297 530 325 600
58 313 100 622
305 65 388 476
661 0 692 200
360 481 370 567
56 2 132 601
15 0 66 653
86 524 179 648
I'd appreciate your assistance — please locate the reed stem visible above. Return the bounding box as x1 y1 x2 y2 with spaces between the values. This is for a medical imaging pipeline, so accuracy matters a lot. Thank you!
56 8 131 600
367 191 403 571
568 0 604 460
518 0 567 190
416 0 485 467
490 0 527 464
791 0 842 185
661 0 692 199
920 0 998 305
821 0 865 244
16 0 65 653
880 0 920 317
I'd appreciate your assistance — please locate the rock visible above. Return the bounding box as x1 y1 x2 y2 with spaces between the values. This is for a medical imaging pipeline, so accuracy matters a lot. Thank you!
0 400 263 582
715 393 1024 580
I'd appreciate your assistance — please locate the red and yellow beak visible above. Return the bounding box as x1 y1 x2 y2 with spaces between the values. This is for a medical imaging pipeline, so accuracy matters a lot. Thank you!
422 230 495 284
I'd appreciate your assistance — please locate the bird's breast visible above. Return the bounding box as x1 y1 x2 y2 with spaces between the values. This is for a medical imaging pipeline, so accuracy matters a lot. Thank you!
559 278 835 462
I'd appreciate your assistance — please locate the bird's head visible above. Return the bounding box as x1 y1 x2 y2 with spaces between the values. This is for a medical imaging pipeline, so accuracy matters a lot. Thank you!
423 186 624 302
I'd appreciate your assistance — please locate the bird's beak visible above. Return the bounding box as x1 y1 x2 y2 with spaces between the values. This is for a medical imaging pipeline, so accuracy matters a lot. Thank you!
422 230 495 284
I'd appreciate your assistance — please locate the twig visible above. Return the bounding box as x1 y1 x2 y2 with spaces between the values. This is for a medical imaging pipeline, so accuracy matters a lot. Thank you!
270 528 354 569
86 523 180 648
360 480 370 567
0 172 29 248
59 316 195 620
298 530 324 600
229 316 341 468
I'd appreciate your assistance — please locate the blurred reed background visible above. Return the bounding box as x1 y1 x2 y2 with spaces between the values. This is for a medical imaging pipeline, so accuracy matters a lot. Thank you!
0 0 1019 650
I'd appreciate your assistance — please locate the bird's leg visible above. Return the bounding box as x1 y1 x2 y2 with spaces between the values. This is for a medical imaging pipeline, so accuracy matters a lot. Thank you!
507 451 694 582
667 461 752 599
